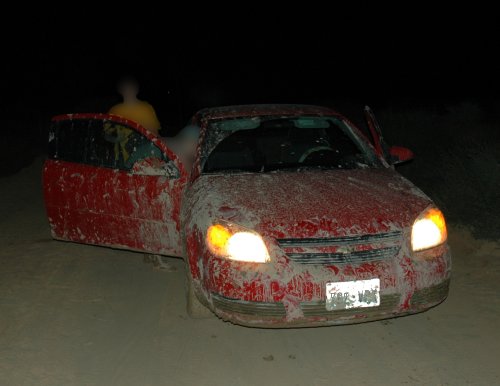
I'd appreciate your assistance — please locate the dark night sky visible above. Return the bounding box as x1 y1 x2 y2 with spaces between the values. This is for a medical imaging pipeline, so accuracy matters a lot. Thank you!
3 11 499 128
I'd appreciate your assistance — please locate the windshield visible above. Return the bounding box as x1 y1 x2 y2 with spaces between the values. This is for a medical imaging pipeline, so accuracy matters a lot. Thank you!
201 116 381 173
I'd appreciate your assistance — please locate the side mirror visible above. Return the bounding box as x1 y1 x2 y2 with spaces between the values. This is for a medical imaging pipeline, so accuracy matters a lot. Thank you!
389 146 414 165
132 157 180 178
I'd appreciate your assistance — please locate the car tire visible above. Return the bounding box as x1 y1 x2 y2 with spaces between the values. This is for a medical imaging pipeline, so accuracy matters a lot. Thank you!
185 267 213 319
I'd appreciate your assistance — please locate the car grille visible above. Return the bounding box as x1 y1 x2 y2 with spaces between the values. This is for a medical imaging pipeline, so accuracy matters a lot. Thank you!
212 294 287 317
300 294 401 317
277 231 403 265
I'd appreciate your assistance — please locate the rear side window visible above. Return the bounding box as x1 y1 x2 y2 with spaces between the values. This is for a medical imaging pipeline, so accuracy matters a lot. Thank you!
48 118 166 171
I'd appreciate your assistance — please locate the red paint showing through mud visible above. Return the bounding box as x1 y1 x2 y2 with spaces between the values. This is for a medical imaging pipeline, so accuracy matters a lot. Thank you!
43 107 452 327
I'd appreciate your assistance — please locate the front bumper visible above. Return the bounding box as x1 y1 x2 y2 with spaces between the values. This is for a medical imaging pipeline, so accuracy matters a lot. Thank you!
210 278 450 328
196 232 452 327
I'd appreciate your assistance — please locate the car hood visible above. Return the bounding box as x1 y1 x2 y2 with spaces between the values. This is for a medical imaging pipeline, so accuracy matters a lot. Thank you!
184 168 432 238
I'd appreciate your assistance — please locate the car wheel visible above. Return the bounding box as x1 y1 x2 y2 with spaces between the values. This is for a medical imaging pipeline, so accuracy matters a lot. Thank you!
185 267 213 319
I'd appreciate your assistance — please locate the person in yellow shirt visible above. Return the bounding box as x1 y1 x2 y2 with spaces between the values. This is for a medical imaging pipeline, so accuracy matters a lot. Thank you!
106 76 163 168
108 76 161 134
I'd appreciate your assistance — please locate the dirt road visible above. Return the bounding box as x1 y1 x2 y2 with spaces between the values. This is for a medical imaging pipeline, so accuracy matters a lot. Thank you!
1 159 499 386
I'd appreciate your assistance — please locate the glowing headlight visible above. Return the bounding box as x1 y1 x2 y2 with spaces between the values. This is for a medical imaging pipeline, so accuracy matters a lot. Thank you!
411 207 448 251
206 223 270 263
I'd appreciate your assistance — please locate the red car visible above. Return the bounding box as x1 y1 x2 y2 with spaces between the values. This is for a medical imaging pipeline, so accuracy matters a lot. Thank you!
43 104 451 327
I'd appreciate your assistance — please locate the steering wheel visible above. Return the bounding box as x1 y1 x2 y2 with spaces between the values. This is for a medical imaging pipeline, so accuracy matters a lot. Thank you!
298 146 337 163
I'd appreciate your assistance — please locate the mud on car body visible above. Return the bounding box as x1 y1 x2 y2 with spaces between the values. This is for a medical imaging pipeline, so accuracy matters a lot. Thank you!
43 105 451 328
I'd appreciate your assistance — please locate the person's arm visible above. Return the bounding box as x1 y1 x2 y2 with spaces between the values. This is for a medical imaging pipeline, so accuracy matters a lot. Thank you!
145 103 161 133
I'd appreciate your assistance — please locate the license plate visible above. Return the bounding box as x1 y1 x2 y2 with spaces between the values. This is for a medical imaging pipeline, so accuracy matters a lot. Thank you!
326 278 380 310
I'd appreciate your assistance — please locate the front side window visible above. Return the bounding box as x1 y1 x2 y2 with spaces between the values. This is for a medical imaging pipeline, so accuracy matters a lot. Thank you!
48 118 168 171
201 116 381 173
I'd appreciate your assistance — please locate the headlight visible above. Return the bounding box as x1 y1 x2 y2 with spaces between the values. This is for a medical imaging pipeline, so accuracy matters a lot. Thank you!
411 207 448 251
206 222 270 263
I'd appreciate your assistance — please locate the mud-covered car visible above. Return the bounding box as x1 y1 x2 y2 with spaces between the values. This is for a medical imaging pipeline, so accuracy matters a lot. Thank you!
43 104 451 327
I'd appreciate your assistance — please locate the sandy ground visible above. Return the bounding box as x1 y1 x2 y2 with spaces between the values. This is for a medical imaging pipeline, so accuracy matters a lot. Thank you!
1 158 499 386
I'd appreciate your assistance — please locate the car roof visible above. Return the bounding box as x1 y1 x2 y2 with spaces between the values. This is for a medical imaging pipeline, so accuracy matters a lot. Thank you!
195 104 343 121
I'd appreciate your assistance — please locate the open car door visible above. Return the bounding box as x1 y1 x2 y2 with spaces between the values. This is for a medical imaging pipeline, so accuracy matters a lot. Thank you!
42 114 187 257
364 106 414 165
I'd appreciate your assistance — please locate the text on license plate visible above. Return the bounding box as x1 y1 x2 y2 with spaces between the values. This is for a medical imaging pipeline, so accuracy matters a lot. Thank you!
326 278 380 311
